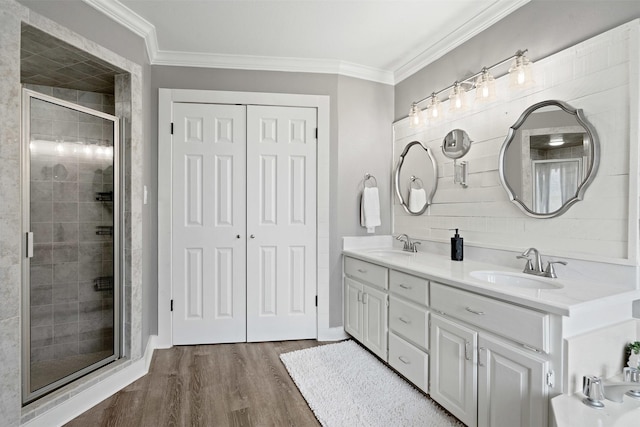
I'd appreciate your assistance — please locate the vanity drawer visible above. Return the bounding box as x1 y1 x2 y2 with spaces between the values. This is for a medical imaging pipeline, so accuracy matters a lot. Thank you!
389 332 429 392
430 282 549 352
344 256 388 290
389 270 429 306
389 296 428 350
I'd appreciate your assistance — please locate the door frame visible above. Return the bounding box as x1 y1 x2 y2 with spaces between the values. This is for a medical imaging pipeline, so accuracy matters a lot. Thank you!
157 88 331 347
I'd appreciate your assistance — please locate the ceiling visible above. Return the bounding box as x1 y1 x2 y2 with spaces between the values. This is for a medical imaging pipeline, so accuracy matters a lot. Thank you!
83 0 530 84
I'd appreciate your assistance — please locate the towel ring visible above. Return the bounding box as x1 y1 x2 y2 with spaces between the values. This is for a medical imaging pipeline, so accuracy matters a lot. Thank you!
364 173 378 188
409 176 424 189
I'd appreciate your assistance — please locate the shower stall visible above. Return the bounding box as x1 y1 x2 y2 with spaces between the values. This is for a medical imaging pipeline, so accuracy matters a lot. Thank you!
22 88 121 403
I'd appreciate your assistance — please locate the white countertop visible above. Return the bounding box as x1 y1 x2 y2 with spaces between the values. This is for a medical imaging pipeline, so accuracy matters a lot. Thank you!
343 245 640 317
551 391 640 427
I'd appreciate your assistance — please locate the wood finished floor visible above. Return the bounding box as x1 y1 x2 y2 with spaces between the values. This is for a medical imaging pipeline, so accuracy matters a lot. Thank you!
65 340 325 427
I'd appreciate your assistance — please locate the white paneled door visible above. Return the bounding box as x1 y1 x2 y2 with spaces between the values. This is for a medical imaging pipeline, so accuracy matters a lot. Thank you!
172 103 247 344
172 103 317 344
246 106 317 341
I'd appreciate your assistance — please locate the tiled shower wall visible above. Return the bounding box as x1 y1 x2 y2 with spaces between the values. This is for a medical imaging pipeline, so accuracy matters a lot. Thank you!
27 85 115 363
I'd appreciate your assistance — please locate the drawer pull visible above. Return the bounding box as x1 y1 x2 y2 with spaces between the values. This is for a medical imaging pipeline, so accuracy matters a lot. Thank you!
357 268 367 273
398 356 411 365
362 293 368 304
465 307 485 316
464 341 471 361
398 316 411 324
357 291 362 302
399 283 412 290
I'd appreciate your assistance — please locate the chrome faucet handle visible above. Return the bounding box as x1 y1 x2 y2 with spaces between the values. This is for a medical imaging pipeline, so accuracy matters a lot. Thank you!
544 260 567 279
411 241 421 253
516 255 534 273
582 375 605 408
522 247 544 273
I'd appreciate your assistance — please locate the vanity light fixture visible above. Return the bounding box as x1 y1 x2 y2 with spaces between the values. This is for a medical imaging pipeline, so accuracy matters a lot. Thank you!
425 93 442 121
509 50 535 88
408 102 425 129
475 68 496 102
448 82 467 111
406 49 532 127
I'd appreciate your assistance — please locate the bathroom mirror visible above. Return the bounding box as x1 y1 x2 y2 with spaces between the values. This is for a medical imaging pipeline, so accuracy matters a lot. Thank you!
394 140 438 215
442 129 472 159
499 100 599 218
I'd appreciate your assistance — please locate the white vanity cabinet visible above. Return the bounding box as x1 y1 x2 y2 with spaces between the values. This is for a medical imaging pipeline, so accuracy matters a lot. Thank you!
388 270 430 392
430 282 549 427
343 257 388 361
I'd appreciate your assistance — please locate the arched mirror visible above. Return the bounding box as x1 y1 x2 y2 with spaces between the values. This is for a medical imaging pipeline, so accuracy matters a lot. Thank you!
499 100 599 218
394 140 438 215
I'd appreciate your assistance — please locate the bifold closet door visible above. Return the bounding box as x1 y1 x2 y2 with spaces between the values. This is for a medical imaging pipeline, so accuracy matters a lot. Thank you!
171 103 247 344
246 106 317 342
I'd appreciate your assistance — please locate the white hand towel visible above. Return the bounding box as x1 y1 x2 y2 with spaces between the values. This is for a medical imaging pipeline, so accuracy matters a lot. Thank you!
361 187 381 233
408 187 427 212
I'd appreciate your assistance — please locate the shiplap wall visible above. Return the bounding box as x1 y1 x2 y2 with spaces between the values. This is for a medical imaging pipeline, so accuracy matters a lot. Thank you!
393 20 639 265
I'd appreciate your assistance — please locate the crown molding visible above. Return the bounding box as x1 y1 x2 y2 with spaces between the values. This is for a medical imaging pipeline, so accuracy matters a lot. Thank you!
82 0 157 62
393 0 531 83
153 50 395 84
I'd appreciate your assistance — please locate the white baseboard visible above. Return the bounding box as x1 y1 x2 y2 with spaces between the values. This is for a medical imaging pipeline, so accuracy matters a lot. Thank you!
24 335 159 427
318 327 348 342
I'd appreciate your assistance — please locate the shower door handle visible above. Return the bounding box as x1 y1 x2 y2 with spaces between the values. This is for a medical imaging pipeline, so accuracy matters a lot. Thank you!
26 232 34 258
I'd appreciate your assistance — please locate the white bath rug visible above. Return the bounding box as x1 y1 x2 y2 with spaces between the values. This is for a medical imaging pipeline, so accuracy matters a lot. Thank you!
280 340 464 427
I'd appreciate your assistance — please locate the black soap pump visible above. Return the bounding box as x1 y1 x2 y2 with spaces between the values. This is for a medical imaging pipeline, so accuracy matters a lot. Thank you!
450 228 463 261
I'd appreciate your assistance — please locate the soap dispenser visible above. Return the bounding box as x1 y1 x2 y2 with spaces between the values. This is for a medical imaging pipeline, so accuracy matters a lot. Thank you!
450 228 463 261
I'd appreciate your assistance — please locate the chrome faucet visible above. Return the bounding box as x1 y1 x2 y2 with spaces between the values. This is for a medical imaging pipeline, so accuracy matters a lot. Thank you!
517 247 544 274
517 247 567 278
603 367 640 403
583 368 640 407
395 234 420 253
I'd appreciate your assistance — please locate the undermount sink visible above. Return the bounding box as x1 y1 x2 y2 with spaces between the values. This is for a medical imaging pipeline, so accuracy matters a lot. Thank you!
366 249 415 258
470 270 564 290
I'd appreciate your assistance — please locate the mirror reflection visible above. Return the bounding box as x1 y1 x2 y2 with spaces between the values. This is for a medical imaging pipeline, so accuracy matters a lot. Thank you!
394 141 438 215
499 100 599 218
442 129 472 159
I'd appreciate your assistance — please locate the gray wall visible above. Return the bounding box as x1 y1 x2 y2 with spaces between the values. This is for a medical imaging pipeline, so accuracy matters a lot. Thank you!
395 0 640 120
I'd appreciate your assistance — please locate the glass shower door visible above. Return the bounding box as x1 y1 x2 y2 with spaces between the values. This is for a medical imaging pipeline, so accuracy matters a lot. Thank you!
22 89 120 403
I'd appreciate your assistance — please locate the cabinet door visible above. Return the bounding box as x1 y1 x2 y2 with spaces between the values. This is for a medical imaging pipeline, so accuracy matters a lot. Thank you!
430 314 478 427
362 284 388 361
478 335 548 427
344 277 363 340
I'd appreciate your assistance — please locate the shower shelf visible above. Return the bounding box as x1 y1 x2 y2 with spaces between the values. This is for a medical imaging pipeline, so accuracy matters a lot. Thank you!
95 191 113 202
94 276 113 292
95 226 113 236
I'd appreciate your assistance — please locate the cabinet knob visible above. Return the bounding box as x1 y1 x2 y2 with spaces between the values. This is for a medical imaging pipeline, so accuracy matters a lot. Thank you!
464 341 471 361
236 235 241 239
250 234 255 239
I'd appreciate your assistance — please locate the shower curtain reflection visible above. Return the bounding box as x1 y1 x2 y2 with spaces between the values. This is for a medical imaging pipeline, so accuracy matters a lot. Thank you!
23 89 120 403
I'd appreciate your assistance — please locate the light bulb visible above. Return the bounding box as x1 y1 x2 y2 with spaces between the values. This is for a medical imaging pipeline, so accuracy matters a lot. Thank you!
448 83 466 112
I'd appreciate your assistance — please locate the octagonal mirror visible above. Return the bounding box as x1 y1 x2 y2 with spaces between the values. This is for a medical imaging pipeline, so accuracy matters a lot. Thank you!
499 100 599 218
394 140 438 215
